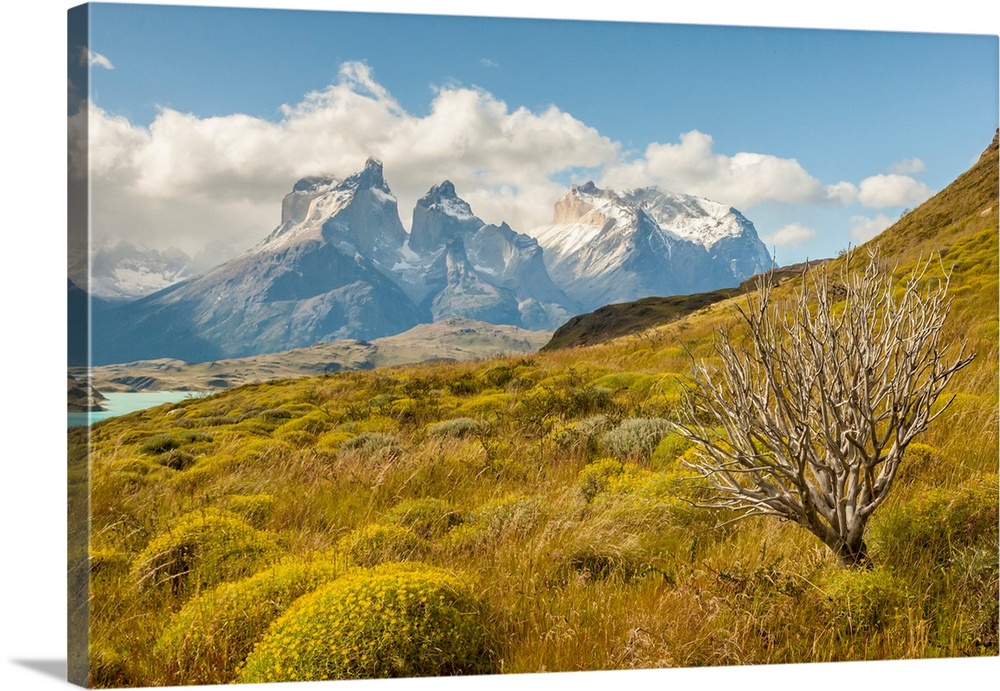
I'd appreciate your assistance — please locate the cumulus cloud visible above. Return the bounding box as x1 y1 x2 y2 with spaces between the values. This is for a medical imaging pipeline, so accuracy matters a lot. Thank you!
857 174 933 208
479 58 500 68
81 61 938 269
890 157 926 175
824 181 860 205
85 61 618 262
82 47 114 69
761 223 817 248
850 214 895 242
601 130 829 208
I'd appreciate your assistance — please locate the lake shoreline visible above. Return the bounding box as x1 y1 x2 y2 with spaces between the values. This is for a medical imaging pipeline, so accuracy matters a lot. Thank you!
67 391 209 427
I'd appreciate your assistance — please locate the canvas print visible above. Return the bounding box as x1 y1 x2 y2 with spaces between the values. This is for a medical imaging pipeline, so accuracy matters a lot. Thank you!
67 2 999 687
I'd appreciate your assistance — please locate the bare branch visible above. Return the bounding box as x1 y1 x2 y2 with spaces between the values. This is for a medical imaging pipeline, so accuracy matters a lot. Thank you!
671 250 974 567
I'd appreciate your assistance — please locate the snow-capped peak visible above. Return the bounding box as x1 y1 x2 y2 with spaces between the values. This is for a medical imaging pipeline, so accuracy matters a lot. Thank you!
622 187 749 249
418 180 477 222
253 158 404 254
529 181 772 311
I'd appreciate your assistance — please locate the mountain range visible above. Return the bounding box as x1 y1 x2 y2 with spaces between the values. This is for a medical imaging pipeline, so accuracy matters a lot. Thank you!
83 159 772 366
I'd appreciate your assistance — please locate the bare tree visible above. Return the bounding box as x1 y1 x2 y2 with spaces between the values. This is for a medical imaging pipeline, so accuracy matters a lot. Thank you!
672 251 974 567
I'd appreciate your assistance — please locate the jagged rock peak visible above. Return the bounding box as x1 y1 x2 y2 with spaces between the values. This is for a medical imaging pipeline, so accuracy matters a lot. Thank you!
422 180 458 201
415 180 476 222
573 181 601 196
292 175 338 193
343 157 390 192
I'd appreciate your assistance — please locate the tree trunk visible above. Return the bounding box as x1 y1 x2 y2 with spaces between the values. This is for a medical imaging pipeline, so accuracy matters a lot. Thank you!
834 537 872 569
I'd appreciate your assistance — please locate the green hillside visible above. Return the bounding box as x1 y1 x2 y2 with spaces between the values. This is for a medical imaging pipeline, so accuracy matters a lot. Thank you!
74 133 998 686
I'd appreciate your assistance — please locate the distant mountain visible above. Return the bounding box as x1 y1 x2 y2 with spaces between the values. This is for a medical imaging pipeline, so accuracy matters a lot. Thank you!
530 182 772 311
67 375 105 412
69 240 196 302
68 279 113 367
89 160 771 366
404 181 578 329
93 160 425 365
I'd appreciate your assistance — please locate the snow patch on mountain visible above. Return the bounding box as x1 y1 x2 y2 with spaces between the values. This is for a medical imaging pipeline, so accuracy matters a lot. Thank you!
529 181 772 311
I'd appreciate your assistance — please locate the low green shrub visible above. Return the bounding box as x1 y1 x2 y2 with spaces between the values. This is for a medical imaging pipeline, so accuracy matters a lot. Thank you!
139 431 212 455
154 448 197 471
338 523 423 567
870 477 999 566
314 429 355 455
340 432 402 457
552 415 611 456
384 498 463 539
426 417 484 439
226 494 275 528
601 417 672 462
577 457 665 503
130 509 280 597
892 442 941 487
649 432 694 470
563 544 654 582
443 494 543 551
821 567 907 634
154 557 344 685
139 433 184 455
237 562 496 682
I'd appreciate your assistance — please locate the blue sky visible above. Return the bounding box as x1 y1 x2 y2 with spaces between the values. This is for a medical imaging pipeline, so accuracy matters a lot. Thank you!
76 1 998 267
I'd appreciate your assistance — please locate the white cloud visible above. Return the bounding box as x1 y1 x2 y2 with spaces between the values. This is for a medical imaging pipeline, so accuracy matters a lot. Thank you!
850 214 895 242
824 181 859 205
84 47 114 70
761 223 816 248
84 61 618 261
80 61 940 269
857 174 933 208
890 157 926 175
601 130 827 208
479 58 500 68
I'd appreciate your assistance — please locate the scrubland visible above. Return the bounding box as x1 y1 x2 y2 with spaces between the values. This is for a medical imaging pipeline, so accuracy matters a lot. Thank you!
74 141 999 686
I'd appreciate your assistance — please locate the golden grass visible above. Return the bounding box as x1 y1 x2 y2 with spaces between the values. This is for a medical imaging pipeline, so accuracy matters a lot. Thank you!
78 139 999 686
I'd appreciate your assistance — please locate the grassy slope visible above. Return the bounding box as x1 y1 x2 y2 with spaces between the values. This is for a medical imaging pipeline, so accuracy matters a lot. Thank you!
541 261 823 351
78 133 999 686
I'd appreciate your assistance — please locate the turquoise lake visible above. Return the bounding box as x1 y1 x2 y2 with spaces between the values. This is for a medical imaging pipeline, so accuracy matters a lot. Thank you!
68 391 207 427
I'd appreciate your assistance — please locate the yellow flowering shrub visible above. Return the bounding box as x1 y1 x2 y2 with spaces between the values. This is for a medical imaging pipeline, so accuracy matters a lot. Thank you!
821 567 907 634
237 562 496 682
338 523 424 567
154 557 344 685
226 493 275 528
577 458 651 502
130 509 280 597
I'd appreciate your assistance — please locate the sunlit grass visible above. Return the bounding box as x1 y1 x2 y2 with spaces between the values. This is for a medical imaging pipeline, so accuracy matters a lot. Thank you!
80 142 999 686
